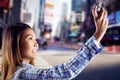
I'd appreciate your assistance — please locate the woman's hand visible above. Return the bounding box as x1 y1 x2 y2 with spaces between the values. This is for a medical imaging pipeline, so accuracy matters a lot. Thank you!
92 5 108 43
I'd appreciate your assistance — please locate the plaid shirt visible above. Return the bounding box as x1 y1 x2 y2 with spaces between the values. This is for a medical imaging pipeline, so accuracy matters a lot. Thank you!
12 36 103 80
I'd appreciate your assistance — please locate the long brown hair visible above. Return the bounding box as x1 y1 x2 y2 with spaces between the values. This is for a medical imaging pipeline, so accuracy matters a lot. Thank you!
1 23 35 80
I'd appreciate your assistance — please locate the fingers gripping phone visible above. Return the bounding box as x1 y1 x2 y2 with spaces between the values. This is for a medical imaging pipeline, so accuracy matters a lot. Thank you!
95 0 103 13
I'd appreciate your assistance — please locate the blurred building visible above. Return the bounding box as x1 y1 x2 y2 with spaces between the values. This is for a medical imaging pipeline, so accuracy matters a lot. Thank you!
20 0 40 38
72 0 86 11
10 0 21 24
0 0 9 20
71 0 86 25
53 0 72 39
106 0 120 25
0 0 20 24
0 0 21 48
39 0 45 29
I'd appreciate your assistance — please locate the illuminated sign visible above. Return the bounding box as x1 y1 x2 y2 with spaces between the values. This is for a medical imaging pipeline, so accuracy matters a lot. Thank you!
44 0 54 24
0 0 9 9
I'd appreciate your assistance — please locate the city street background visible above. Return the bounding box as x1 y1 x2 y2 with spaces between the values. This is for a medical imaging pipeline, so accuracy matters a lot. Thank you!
0 0 120 80
1 43 120 80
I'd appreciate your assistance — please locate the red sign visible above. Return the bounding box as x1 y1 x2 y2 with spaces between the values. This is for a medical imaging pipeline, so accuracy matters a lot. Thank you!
0 0 9 9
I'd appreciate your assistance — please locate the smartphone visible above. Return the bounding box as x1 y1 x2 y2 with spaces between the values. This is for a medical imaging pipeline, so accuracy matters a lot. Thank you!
95 0 103 13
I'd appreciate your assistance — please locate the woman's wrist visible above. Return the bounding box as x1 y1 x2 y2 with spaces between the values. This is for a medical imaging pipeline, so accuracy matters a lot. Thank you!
93 31 104 43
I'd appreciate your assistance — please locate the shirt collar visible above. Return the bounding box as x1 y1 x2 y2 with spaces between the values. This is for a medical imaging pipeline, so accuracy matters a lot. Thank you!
22 62 34 69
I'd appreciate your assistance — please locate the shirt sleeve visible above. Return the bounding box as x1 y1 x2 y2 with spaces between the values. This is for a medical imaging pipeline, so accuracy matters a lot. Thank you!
17 36 103 80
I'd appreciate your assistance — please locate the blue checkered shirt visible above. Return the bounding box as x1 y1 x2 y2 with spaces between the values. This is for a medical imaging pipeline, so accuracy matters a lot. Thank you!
12 36 103 80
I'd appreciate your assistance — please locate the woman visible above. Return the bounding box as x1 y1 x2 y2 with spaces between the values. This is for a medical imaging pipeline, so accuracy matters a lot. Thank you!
1 6 108 80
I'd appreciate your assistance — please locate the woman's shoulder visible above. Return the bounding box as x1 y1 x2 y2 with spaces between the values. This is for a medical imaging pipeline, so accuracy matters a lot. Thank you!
12 67 25 80
12 62 36 79
12 66 46 80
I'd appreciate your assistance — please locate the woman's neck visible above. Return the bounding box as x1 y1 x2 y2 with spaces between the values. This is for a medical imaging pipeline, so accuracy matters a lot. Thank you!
22 58 30 64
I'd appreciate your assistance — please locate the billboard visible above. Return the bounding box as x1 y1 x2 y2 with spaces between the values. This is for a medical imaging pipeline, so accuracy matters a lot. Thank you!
0 0 9 9
108 10 120 25
116 10 120 23
44 0 54 24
